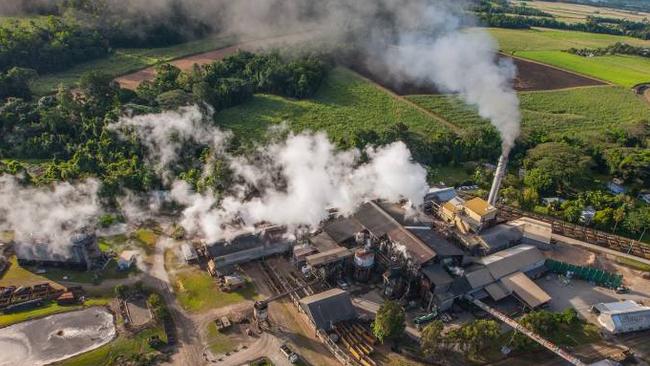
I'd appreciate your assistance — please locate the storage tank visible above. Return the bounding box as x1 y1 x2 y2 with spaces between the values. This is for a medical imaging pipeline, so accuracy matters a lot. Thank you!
353 249 375 282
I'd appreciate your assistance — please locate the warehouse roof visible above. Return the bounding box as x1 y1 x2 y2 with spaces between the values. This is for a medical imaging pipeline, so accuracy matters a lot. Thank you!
353 202 399 238
408 227 463 257
485 282 511 301
376 201 433 226
464 198 496 217
299 288 357 331
478 223 523 252
387 227 436 265
425 187 457 203
310 231 340 252
477 244 545 280
323 217 363 244
464 265 495 289
500 271 551 308
306 247 355 267
421 264 453 286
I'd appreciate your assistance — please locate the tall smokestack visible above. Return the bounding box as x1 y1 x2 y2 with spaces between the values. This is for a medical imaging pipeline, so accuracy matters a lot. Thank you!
487 154 508 206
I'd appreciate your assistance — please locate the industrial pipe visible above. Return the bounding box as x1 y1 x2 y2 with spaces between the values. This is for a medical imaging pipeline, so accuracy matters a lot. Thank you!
487 154 508 206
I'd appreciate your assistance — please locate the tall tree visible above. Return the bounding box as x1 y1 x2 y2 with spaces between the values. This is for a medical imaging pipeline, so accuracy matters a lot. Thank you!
420 320 444 357
372 300 405 343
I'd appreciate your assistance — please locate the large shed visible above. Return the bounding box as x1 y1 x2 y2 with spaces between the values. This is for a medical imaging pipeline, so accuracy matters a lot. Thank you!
299 288 357 331
476 244 545 280
593 300 650 334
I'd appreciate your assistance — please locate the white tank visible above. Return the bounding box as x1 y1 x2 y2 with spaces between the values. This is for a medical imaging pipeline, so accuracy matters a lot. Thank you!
354 249 375 268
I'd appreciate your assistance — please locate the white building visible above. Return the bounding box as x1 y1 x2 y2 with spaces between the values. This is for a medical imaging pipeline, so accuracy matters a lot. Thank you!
593 300 650 334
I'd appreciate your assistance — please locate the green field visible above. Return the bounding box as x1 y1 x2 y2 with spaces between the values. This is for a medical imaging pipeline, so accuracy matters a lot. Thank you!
54 325 166 366
217 67 452 143
408 86 650 141
489 27 650 86
30 34 238 95
206 322 235 355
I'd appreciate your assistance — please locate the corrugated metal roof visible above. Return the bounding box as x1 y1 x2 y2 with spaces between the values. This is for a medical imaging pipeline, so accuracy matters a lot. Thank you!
478 223 523 252
464 198 495 217
477 244 545 280
387 227 436 265
306 247 355 267
310 231 340 252
323 217 363 243
408 227 464 257
353 202 399 238
299 288 357 331
500 271 551 308
421 264 453 286
485 282 511 301
464 265 495 289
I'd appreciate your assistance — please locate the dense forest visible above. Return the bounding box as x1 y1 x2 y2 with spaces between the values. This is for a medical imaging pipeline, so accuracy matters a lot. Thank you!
0 0 213 75
0 51 330 197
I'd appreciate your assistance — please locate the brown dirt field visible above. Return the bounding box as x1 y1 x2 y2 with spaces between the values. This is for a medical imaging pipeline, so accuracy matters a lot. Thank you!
347 55 605 95
115 33 316 90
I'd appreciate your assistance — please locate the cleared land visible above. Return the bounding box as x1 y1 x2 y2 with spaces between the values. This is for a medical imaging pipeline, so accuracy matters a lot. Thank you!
216 67 453 142
31 34 238 95
114 32 317 90
164 249 259 313
489 27 650 86
512 0 650 23
407 86 650 140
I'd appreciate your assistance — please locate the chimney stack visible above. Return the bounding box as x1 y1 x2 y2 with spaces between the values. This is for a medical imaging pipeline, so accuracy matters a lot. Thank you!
487 154 508 206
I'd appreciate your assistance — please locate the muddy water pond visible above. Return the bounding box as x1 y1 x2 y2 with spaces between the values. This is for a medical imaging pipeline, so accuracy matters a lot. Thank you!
0 307 116 366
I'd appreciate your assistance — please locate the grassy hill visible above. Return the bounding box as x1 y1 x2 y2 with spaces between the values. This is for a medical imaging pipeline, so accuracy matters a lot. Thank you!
489 27 650 86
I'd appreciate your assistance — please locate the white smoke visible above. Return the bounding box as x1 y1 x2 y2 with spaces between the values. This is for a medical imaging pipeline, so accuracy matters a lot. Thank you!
170 131 429 243
386 30 521 152
109 106 231 182
0 175 101 255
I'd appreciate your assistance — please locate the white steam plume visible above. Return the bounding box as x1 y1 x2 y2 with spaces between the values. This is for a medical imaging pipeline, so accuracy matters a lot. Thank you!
171 131 429 242
0 175 101 255
109 106 231 182
386 31 520 152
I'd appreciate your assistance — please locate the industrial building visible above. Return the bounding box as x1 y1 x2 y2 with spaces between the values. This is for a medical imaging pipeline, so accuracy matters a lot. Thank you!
299 196 553 312
593 300 650 334
299 288 357 331
205 226 293 271
14 231 102 270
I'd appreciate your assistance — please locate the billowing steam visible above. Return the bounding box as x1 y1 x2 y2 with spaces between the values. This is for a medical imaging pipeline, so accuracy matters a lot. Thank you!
387 31 521 152
172 131 428 242
0 175 101 255
109 106 230 182
115 106 428 242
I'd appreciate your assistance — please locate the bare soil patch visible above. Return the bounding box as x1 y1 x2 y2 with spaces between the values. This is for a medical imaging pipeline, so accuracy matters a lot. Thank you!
347 55 605 95
115 33 316 90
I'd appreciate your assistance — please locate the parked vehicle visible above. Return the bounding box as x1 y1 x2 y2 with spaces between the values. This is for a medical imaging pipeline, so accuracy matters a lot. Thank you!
280 344 299 364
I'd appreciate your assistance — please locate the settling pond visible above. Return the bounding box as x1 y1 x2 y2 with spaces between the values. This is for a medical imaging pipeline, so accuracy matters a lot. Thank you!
0 307 116 366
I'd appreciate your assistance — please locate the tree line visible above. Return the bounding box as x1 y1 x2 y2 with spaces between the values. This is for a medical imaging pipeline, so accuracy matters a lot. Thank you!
478 12 650 40
0 0 214 76
567 42 650 58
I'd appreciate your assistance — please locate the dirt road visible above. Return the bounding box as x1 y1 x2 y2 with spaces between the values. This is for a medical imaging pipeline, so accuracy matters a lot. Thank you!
115 32 317 90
